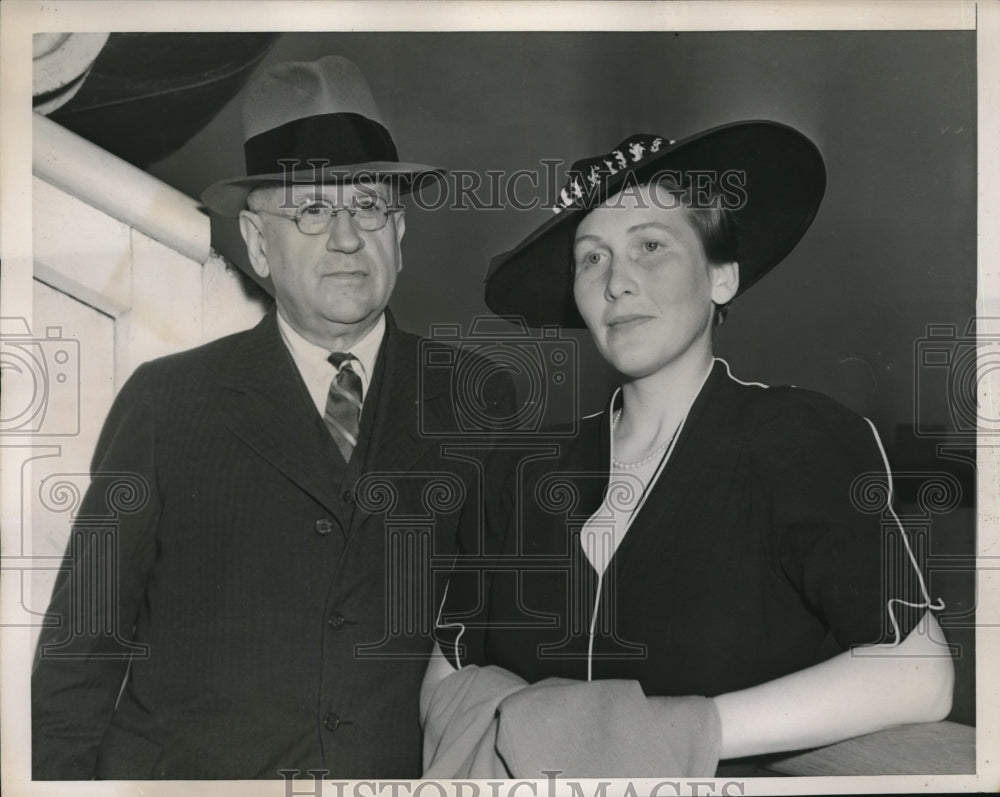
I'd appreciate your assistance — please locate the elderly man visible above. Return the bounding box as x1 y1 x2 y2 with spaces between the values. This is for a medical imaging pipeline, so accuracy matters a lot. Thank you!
32 55 513 780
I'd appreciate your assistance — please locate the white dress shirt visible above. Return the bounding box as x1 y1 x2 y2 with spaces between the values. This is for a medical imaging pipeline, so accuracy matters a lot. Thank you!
276 311 385 418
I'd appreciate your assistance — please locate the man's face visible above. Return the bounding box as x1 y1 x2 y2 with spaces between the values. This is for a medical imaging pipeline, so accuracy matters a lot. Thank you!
239 182 405 346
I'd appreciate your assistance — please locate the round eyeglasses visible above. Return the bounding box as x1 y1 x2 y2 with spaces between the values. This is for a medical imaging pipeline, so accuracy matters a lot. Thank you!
257 195 401 234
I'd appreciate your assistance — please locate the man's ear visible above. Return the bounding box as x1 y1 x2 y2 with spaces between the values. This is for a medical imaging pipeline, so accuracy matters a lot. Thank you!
710 261 739 306
393 209 406 272
239 210 271 280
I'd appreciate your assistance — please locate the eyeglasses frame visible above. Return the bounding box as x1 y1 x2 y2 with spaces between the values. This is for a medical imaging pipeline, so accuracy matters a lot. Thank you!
253 195 403 235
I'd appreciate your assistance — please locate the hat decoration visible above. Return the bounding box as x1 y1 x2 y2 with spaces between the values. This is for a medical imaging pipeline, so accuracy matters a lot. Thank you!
552 134 676 215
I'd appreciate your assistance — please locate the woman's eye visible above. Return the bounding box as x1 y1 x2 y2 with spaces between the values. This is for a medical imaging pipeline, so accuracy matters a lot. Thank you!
574 248 608 271
643 240 661 253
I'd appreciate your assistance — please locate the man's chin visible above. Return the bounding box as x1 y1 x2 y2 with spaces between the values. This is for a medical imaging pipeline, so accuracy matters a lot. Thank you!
320 307 381 329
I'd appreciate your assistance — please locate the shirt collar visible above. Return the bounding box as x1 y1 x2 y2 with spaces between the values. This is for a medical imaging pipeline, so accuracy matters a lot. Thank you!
276 311 385 397
346 313 385 391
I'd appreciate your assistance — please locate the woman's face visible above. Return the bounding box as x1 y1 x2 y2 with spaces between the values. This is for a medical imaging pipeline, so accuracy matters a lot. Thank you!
572 183 738 379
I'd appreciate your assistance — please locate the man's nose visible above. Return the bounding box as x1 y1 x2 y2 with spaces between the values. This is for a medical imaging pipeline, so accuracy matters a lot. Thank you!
325 211 365 253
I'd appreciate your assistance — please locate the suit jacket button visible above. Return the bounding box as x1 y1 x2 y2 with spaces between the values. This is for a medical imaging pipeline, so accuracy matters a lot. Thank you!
342 489 355 504
328 612 346 629
315 519 333 535
323 712 341 732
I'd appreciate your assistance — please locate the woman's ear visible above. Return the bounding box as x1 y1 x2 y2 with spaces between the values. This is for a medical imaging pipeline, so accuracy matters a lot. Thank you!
711 261 739 306
239 210 271 280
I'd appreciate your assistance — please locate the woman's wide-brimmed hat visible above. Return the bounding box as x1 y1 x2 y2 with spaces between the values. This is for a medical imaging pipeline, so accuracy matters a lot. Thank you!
485 121 826 327
201 55 444 217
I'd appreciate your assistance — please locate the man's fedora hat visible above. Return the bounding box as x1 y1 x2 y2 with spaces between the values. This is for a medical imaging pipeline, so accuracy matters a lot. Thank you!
202 55 444 217
485 120 826 328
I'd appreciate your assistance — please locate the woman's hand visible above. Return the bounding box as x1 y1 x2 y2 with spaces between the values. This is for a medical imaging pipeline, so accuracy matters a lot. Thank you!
712 610 954 759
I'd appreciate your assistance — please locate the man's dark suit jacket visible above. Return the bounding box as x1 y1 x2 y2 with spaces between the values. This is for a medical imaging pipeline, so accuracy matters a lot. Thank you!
32 308 513 780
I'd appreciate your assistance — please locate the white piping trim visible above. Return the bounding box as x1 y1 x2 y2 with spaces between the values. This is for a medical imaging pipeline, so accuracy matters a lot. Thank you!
433 580 466 670
720 354 940 643
862 417 945 646
586 573 603 681
586 388 623 681
717 356 771 389
585 363 712 677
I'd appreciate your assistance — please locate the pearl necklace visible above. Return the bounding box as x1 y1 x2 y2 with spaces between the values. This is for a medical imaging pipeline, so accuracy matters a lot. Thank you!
611 408 680 470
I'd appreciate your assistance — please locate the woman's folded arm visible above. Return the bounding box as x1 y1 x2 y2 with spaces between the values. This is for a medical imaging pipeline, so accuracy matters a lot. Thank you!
712 610 954 760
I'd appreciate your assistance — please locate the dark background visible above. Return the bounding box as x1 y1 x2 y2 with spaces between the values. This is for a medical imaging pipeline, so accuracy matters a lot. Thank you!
140 31 976 723
146 31 976 436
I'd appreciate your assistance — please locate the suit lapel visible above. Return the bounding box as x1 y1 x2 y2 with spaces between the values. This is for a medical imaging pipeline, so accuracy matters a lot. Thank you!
218 310 344 517
349 312 449 532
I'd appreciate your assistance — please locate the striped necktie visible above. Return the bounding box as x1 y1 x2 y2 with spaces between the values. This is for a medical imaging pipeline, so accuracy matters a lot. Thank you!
324 352 363 463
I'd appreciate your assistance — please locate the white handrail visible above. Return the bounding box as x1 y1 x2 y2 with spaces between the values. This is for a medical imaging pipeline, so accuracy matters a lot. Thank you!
32 112 210 265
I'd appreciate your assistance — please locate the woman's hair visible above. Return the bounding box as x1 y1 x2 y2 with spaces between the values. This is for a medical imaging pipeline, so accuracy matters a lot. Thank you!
651 175 738 327
570 175 739 327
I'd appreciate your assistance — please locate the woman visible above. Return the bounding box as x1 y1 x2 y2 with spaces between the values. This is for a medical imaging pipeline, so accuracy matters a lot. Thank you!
421 122 953 778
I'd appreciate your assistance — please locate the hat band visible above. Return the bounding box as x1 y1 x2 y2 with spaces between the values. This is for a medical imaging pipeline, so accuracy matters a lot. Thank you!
243 112 399 176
